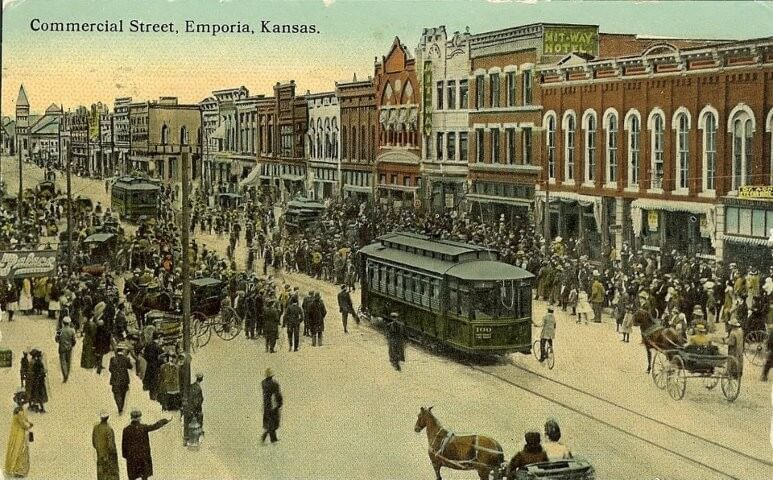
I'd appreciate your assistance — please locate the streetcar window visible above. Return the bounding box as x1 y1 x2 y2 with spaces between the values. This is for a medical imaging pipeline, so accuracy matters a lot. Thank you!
518 285 531 318
396 271 404 298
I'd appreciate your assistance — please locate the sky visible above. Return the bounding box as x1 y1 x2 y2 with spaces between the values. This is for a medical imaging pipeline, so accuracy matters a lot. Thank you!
1 0 772 117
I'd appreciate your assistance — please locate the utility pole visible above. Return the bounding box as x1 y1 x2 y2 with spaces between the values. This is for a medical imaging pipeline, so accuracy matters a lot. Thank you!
180 148 192 444
17 130 23 224
67 141 73 272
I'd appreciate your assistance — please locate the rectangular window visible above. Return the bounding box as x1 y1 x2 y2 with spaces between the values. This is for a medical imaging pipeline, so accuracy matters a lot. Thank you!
403 177 411 187
447 80 456 110
726 207 739 234
379 174 386 185
459 132 468 162
391 174 397 185
506 128 516 164
475 75 484 109
490 74 500 108
476 129 484 163
523 70 533 105
459 80 468 109
752 209 766 238
507 72 516 107
436 133 444 161
436 81 444 110
739 208 752 236
491 129 500 164
522 127 532 165
446 132 456 161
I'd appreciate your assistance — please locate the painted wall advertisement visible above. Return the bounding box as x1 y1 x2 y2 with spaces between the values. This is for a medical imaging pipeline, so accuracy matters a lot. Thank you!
543 26 599 56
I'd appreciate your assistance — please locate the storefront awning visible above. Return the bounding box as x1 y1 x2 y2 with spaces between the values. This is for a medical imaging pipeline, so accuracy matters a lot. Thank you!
536 190 599 206
378 184 419 192
343 185 371 193
720 234 773 247
630 198 713 216
466 193 532 207
281 174 305 182
239 167 261 188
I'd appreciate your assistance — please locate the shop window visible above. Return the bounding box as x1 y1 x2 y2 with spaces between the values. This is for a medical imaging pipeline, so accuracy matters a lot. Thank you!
752 209 766 237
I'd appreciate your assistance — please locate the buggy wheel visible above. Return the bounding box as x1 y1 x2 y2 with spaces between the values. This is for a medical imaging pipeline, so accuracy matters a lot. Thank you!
667 356 686 400
651 351 669 390
545 344 555 370
532 340 542 362
214 306 242 341
744 330 768 367
703 375 718 390
191 312 211 350
721 357 741 402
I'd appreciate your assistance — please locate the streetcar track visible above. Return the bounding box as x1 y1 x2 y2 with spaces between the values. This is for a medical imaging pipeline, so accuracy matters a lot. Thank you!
498 360 773 468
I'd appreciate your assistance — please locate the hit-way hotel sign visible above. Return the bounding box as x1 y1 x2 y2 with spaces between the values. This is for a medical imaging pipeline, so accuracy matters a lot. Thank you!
543 25 599 56
0 250 58 278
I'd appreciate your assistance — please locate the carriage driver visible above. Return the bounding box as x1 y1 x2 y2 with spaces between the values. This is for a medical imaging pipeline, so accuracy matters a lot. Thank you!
533 307 556 362
687 324 712 347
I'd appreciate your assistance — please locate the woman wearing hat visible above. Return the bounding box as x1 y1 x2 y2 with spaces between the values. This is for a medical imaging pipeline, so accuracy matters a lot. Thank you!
4 392 33 478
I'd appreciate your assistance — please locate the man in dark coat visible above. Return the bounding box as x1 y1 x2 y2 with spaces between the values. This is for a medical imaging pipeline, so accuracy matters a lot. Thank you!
309 292 326 347
263 301 280 353
142 337 164 400
244 290 257 339
337 285 356 333
284 296 303 352
92 411 119 480
121 410 170 480
109 347 133 415
301 291 314 337
261 368 283 444
95 320 112 374
185 373 204 431
387 312 405 371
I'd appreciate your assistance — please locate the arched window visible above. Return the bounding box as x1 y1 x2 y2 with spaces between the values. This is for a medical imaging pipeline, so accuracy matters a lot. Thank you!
544 112 557 180
180 126 189 146
698 107 718 192
604 110 618 185
583 110 597 182
563 111 576 181
674 111 690 191
649 110 665 189
626 112 641 188
161 124 169 145
731 113 753 190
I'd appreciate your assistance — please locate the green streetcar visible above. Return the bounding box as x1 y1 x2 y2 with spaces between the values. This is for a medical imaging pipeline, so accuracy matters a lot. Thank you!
110 176 161 221
359 232 534 356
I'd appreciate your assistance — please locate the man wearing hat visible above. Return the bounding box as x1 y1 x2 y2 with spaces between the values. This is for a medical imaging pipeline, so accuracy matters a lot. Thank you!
687 324 712 348
387 312 405 371
284 296 303 352
533 307 556 362
302 291 314 337
590 271 605 323
121 410 170 480
109 346 133 415
264 299 281 354
185 373 204 432
337 284 356 333
92 411 119 480
56 316 77 382
261 368 283 444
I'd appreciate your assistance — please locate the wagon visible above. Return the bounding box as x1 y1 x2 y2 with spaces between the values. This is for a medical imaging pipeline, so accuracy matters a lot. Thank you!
190 277 241 350
650 346 741 402
81 232 127 275
145 310 182 350
490 459 596 480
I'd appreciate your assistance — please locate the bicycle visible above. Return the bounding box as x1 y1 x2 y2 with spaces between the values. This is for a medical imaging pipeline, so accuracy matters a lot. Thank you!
532 338 555 370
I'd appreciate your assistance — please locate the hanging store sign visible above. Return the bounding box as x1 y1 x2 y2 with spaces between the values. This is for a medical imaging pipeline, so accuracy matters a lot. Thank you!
422 60 433 137
543 26 599 56
647 211 659 232
739 185 773 199
0 250 57 278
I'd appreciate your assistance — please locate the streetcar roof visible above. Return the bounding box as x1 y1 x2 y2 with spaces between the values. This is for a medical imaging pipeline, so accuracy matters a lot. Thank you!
445 260 534 282
359 243 452 275
114 183 161 191
377 232 495 258
191 277 222 287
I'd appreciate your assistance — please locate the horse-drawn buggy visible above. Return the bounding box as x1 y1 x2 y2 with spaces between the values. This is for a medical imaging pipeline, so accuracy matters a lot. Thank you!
80 232 128 276
145 310 183 350
190 277 241 350
650 345 741 402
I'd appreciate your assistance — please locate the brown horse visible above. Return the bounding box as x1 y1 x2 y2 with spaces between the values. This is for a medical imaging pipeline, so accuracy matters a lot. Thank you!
632 308 683 373
414 407 504 480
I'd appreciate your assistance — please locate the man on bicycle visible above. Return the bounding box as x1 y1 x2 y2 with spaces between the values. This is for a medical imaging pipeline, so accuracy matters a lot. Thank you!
533 307 556 362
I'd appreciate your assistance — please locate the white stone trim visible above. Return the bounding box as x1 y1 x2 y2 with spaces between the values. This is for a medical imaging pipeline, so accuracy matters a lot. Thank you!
487 67 502 75
503 65 518 73
647 107 667 130
623 109 641 130
519 62 535 71
602 108 619 129
726 103 756 133
671 107 692 130
697 105 719 131
473 68 487 76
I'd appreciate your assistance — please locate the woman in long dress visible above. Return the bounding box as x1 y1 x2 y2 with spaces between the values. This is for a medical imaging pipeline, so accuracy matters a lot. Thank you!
576 290 593 325
4 402 33 477
17 279 33 315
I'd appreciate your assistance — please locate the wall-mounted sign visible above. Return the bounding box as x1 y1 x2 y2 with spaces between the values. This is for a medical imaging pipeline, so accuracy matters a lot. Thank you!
647 211 659 232
739 185 773 199
422 60 433 137
543 26 599 56
0 250 57 278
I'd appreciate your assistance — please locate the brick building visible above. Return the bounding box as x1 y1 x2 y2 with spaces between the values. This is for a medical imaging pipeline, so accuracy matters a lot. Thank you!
256 81 308 201
375 38 420 208
306 90 340 200
336 74 377 201
537 37 773 265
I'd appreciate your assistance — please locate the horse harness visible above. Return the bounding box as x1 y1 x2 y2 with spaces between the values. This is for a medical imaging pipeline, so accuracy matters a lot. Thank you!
429 428 503 470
